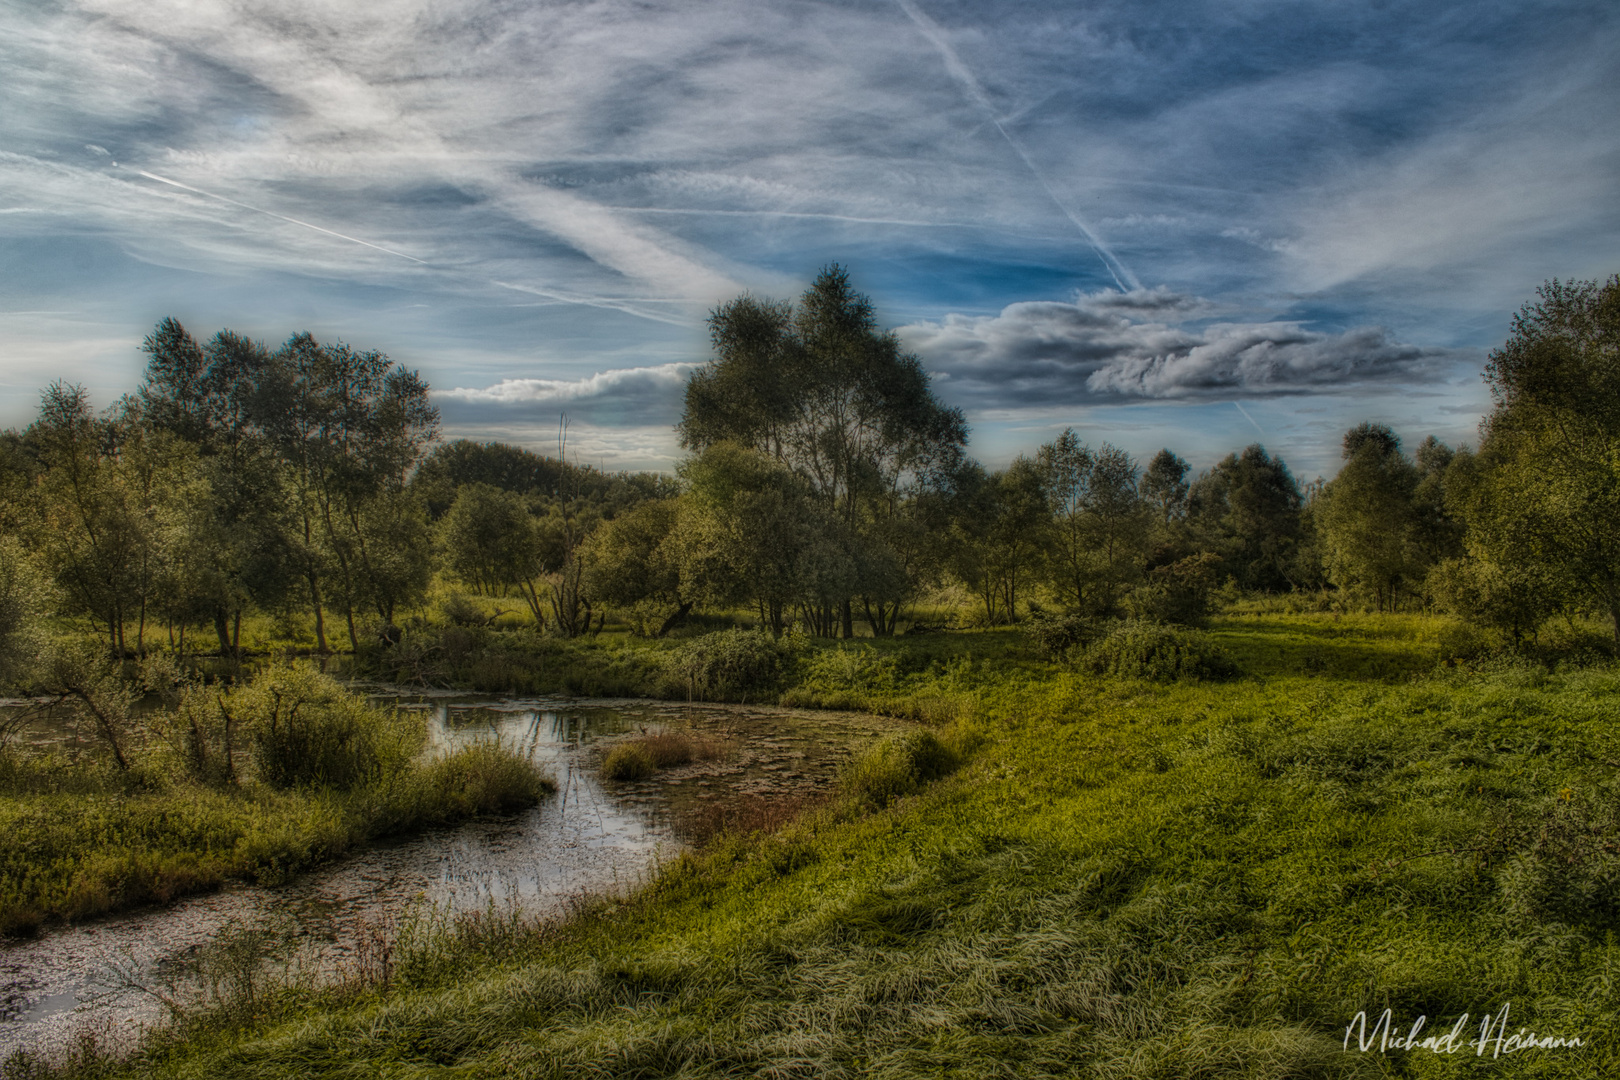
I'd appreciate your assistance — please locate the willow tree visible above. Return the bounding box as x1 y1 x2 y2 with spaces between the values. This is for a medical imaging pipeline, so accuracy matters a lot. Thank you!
679 265 966 636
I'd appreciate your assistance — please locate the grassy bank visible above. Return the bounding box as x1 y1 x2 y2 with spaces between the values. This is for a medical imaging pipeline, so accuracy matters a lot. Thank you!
14 612 1620 1077
0 667 553 936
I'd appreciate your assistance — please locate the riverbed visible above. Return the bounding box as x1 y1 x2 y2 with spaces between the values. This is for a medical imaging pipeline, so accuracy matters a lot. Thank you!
0 695 899 1060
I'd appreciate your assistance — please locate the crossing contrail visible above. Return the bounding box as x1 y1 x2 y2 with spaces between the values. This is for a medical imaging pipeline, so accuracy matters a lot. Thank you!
893 0 1141 292
133 168 428 264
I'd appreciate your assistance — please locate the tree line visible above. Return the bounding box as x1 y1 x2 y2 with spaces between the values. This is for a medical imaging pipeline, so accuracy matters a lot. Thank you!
0 267 1616 673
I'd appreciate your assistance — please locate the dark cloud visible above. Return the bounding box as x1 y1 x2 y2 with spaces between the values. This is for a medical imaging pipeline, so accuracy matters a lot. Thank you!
900 289 1463 406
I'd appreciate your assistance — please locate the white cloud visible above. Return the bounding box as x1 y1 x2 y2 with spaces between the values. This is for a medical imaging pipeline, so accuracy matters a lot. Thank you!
436 363 697 427
900 288 1462 406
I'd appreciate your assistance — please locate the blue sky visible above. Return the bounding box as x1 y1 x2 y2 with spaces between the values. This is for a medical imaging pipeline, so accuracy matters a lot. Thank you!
2 0 1616 479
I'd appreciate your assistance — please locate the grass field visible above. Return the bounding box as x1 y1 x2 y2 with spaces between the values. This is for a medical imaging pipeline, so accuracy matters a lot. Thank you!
10 612 1620 1078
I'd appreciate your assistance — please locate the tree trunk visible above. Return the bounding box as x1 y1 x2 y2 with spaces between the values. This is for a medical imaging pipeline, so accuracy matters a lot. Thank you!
214 608 232 655
841 598 853 639
656 600 694 638
309 574 329 654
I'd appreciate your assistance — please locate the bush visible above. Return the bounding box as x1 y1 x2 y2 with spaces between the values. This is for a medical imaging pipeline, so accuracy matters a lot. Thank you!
1082 622 1238 682
229 663 420 791
663 628 806 701
1022 612 1100 660
840 729 962 809
1126 552 1222 627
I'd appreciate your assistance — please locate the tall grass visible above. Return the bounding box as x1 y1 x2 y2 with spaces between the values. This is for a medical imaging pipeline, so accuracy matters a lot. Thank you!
0 664 553 935
15 615 1620 1078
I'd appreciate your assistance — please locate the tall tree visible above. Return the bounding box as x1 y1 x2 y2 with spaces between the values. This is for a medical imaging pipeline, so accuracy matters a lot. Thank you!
1463 275 1620 647
1140 448 1191 526
1315 423 1420 611
1187 445 1304 592
679 266 966 636
258 334 439 649
949 458 1051 625
1036 431 1148 615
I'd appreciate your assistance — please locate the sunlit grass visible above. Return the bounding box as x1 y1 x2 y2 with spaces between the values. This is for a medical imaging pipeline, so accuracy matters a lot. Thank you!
10 612 1617 1077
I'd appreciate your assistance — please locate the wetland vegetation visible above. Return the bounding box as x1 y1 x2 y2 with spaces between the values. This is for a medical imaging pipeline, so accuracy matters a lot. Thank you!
1 271 1618 1075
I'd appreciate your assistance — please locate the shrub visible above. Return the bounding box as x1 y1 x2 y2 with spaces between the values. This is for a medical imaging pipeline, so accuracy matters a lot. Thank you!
662 628 806 701
1126 552 1223 627
840 729 962 809
797 644 904 694
600 731 729 782
1022 612 1100 660
1082 622 1238 682
229 663 421 791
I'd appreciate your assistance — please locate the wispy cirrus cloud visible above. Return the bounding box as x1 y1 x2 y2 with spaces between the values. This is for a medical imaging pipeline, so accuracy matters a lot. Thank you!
1 0 1615 471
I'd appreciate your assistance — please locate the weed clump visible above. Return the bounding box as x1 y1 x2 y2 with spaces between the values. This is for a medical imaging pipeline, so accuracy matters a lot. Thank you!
1082 621 1238 682
601 742 657 781
840 729 962 809
600 731 728 781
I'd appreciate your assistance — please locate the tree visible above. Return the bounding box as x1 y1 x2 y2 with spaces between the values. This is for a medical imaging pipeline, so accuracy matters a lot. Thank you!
1315 423 1420 611
0 536 50 688
257 333 439 648
1140 448 1190 525
949 458 1051 625
680 265 967 636
676 443 849 636
1036 431 1148 615
25 384 186 656
137 325 302 655
1463 275 1620 647
1187 445 1304 592
582 498 691 637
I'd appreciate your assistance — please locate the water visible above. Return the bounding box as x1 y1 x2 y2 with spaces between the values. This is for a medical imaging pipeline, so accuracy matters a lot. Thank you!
0 695 897 1059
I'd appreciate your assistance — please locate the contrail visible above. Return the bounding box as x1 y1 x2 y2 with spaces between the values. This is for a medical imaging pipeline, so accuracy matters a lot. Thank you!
492 281 690 327
133 168 428 264
1232 400 1266 438
893 0 1141 292
130 166 694 327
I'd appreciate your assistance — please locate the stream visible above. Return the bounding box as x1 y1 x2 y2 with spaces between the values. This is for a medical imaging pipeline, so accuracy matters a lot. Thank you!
0 695 899 1060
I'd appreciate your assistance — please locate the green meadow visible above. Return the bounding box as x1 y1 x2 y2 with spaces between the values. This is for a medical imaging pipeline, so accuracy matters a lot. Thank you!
14 611 1616 1079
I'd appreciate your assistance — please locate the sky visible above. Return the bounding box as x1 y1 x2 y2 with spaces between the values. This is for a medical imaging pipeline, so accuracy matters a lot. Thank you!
2 0 1617 480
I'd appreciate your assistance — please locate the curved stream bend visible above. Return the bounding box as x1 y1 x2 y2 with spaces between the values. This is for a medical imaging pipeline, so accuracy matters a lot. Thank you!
0 697 895 1059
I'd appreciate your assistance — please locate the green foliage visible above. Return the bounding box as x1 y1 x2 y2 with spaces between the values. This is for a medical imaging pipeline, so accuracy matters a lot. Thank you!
601 741 657 781
1187 444 1305 592
229 663 419 791
1082 621 1238 681
1020 610 1100 660
1126 550 1222 626
680 266 967 638
1465 274 1620 649
0 535 50 689
838 729 962 809
663 627 807 701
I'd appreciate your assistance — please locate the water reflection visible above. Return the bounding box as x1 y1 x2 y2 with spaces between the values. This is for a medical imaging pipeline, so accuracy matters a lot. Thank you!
0 696 893 1059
